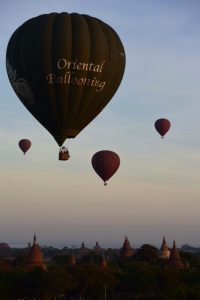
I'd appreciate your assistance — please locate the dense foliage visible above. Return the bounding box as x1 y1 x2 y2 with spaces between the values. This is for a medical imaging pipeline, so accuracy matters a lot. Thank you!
1 246 200 299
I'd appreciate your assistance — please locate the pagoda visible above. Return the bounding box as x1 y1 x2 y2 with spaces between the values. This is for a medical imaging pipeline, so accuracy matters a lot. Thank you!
26 234 46 271
159 237 170 259
169 240 184 269
93 241 104 254
120 236 134 258
78 242 91 256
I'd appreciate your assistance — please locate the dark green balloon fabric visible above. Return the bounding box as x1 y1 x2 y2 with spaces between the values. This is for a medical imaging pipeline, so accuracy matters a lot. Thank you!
6 12 126 146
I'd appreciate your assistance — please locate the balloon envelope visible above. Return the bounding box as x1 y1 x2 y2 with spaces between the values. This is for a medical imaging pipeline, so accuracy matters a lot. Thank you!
92 150 120 184
154 118 171 137
6 12 126 146
19 139 31 154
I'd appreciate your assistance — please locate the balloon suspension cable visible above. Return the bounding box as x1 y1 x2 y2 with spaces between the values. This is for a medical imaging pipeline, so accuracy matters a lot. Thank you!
104 182 107 186
161 136 164 139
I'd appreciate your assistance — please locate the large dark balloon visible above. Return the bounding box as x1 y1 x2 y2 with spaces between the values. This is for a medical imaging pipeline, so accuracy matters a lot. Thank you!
92 150 120 185
6 13 125 146
154 118 171 138
19 139 31 154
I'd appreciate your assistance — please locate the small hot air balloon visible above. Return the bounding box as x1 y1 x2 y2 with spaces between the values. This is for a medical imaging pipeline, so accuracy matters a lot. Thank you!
154 118 171 138
19 139 31 154
6 13 126 159
92 150 120 185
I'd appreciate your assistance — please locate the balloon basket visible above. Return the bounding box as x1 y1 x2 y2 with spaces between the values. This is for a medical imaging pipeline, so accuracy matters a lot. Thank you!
59 146 70 161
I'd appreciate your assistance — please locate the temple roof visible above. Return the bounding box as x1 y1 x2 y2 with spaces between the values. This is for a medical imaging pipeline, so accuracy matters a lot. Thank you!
120 236 134 258
93 241 103 253
159 236 170 259
26 234 46 270
160 237 169 251
169 240 184 269
79 242 91 254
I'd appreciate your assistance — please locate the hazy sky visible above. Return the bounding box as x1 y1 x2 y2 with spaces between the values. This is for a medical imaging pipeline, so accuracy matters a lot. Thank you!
0 0 200 249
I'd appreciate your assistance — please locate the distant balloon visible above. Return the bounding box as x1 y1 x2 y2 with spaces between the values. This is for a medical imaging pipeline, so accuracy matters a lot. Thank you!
154 118 171 138
6 12 126 149
92 150 120 185
19 139 31 154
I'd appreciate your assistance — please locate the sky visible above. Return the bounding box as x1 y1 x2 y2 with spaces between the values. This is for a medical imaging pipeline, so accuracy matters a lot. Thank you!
0 0 200 249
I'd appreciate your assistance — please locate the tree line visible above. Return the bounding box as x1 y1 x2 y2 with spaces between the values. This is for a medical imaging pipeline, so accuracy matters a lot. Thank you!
1 244 200 299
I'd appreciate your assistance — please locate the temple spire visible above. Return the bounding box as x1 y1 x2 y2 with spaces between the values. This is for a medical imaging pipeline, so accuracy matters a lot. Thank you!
169 240 184 269
79 241 90 256
26 234 46 271
93 241 103 253
33 232 36 244
159 236 170 259
120 236 134 258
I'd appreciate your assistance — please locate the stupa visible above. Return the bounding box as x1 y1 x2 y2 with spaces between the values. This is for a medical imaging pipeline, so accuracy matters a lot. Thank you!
26 234 46 271
120 236 134 258
78 242 91 256
169 240 184 269
93 241 104 253
159 237 170 259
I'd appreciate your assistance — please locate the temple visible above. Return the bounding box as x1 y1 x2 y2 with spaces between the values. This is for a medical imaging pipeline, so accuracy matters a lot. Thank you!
159 236 170 259
26 234 46 271
168 240 185 269
93 241 104 254
78 242 91 256
120 236 134 258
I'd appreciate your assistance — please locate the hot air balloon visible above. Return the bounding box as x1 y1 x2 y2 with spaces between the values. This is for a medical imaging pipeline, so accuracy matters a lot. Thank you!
19 139 31 154
92 150 120 185
154 118 171 138
6 13 126 159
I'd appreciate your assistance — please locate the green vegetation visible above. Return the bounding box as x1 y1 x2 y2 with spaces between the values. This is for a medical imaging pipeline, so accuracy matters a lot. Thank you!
1 245 200 299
